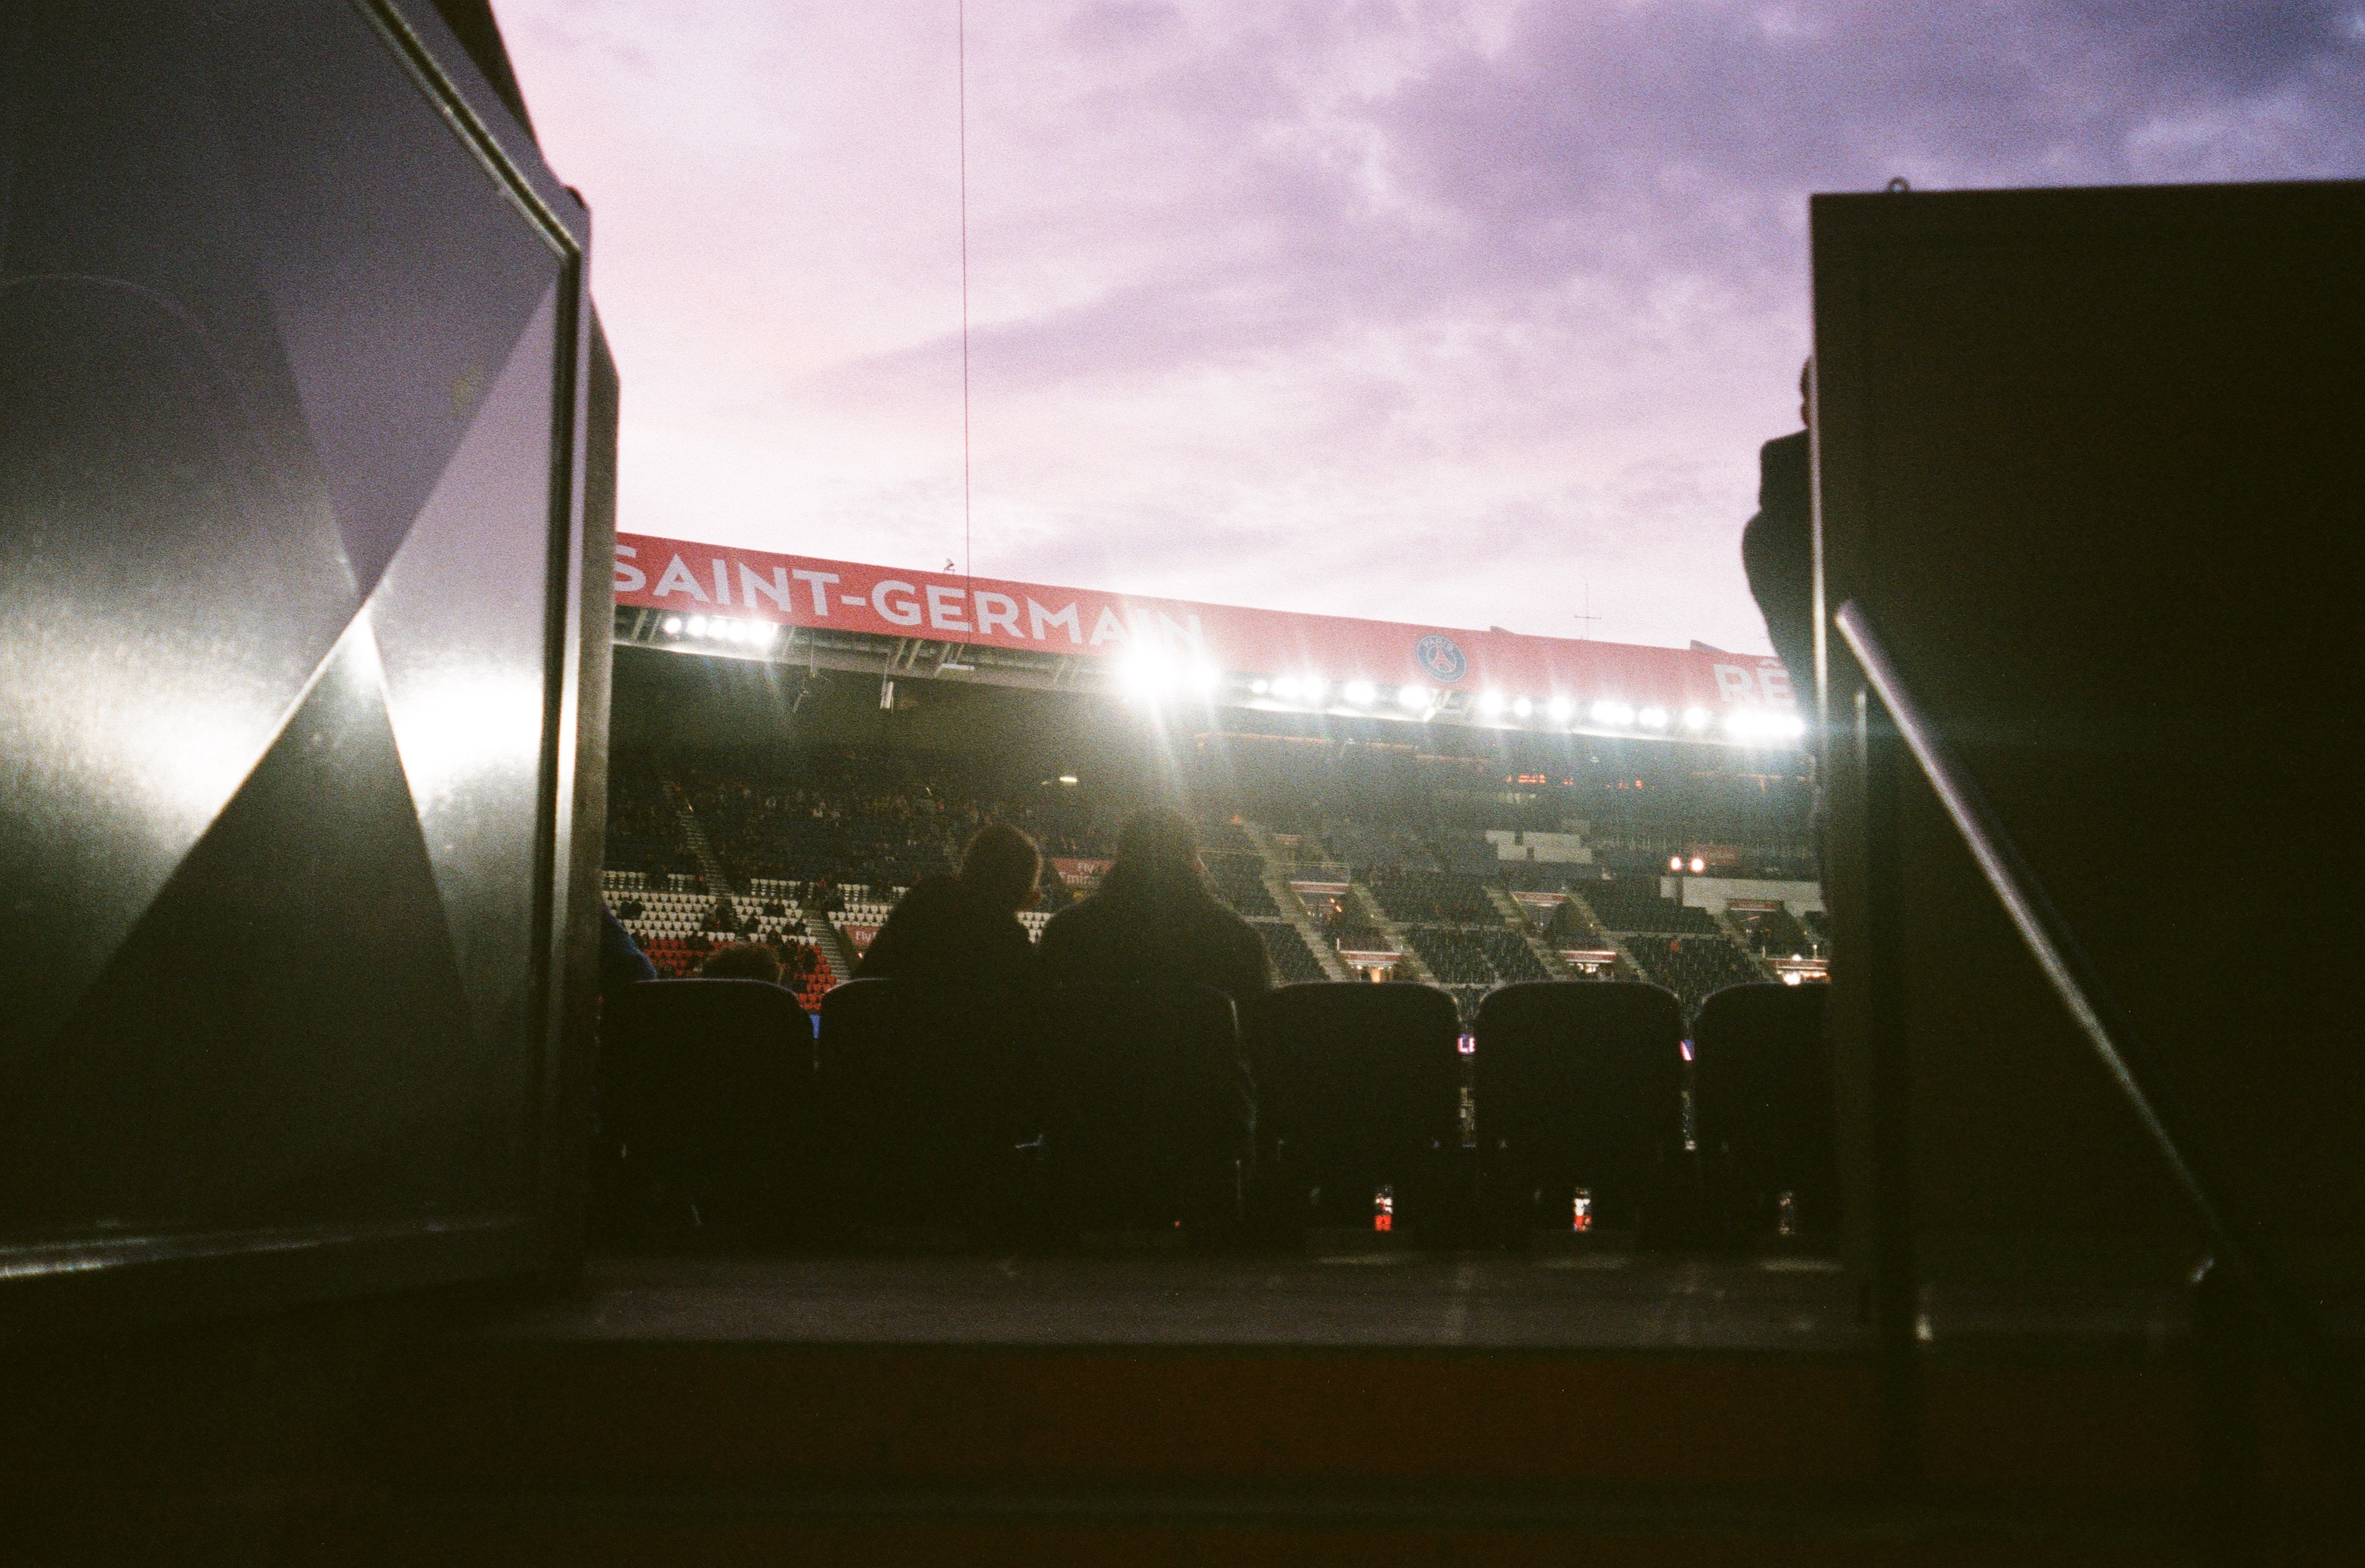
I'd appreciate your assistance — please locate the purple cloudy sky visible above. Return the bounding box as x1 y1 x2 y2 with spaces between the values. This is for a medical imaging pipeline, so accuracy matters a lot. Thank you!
494 2 2365 652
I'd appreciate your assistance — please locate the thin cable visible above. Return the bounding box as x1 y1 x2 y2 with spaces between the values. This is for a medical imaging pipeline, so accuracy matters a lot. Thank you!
957 0 972 595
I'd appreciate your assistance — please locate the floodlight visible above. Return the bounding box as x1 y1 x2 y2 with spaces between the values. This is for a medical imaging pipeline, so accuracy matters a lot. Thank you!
663 617 682 635
1781 713 1808 739
1121 651 1177 696
1592 700 1635 727
1250 678 1270 695
1343 680 1377 706
1689 856 1705 874
1545 696 1574 722
1303 677 1329 704
1638 706 1669 729
1476 691 1504 716
1396 685 1427 711
687 614 707 637
1271 676 1300 700
1680 707 1710 731
1188 663 1220 694
1511 696 1533 719
1669 855 1683 871
1058 775 1079 785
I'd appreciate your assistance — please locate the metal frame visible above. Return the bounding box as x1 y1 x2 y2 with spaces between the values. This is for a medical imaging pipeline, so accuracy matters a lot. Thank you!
1835 597 2357 1462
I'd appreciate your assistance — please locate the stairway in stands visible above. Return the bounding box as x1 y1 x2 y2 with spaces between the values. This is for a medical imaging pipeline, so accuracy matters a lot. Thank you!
671 795 740 925
1711 905 1780 982
802 911 856 982
1238 818 1353 982
1563 886 1643 979
1349 877 1436 985
1485 883 1572 979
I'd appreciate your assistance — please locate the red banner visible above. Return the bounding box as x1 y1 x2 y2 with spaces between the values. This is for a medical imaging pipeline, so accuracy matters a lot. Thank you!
1050 856 1111 889
615 535 1799 716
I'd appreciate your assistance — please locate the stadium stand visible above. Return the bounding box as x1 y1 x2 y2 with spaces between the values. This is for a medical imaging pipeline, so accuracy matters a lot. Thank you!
1202 852 1280 917
1621 935 1765 1020
1403 924 1549 988
1253 920 1328 984
1323 820 1441 875
1582 877 1724 935
1365 868 1497 925
1732 906 1817 957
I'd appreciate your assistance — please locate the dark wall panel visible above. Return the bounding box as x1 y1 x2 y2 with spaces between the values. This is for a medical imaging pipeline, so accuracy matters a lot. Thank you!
1812 181 2365 1290
0 0 597 1316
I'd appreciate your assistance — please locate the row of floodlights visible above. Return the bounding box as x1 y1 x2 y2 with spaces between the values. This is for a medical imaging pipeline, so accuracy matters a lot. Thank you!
662 614 782 648
659 620 1808 744
1245 674 1808 741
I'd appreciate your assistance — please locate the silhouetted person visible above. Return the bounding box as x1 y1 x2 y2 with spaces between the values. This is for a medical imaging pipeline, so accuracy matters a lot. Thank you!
599 904 657 992
700 942 781 983
853 823 1040 988
1036 808 1272 1005
1742 359 1816 697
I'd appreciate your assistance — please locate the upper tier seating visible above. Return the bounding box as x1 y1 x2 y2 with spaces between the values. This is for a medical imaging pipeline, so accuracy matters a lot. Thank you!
1621 935 1764 1020
600 979 815 1235
1243 983 1464 1235
1475 981 1686 1239
1254 921 1328 983
1202 852 1281 917
1582 878 1724 934
1403 923 1551 987
1691 981 1836 1240
1365 869 1497 925
1323 821 1442 875
1732 907 1815 957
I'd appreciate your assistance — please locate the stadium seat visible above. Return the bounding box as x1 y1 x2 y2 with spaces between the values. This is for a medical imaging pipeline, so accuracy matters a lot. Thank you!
1241 982 1464 1239
1474 980 1686 1241
600 979 817 1237
1690 981 1835 1242
1033 984 1255 1238
815 979 1041 1242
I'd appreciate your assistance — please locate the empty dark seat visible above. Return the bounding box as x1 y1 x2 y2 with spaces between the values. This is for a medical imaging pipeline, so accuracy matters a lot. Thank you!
816 979 1039 1239
1474 981 1685 1237
601 979 815 1232
1034 984 1254 1235
1691 981 1835 1238
1241 982 1464 1234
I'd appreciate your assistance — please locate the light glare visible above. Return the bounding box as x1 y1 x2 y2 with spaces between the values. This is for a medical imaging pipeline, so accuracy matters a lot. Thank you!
1343 679 1376 706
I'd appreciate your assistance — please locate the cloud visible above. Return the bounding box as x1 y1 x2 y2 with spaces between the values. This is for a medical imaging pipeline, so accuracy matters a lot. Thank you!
496 0 2365 652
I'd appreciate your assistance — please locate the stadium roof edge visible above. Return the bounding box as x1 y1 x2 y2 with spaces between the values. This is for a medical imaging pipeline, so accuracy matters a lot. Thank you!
612 533 1807 749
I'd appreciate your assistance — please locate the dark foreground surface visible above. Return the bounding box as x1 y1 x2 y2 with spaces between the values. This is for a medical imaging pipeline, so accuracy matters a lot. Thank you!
488 1250 1865 1351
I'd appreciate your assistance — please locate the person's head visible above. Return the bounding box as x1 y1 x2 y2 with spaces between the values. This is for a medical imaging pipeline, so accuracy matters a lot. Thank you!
700 942 780 983
957 822 1042 912
1102 806 1217 908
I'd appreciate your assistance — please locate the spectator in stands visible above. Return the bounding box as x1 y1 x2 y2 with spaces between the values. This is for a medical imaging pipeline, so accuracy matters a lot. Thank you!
853 823 1041 987
1036 807 1272 1005
700 942 783 982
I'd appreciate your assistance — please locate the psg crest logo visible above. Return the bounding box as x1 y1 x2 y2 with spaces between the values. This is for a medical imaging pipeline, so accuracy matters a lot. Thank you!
1412 633 1467 685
